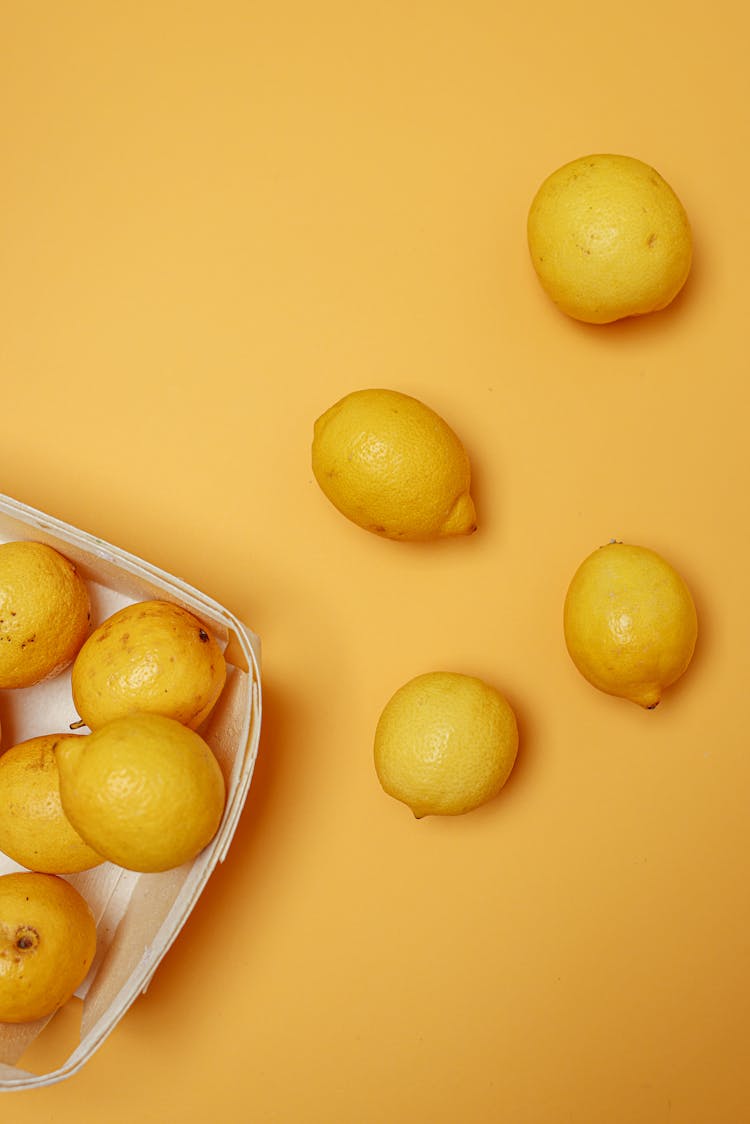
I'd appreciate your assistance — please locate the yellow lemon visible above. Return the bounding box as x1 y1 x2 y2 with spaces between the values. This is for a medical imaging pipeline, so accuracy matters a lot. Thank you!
0 871 97 1023
312 388 476 541
71 599 227 731
0 541 91 688
527 153 692 323
374 671 519 817
56 713 226 873
0 734 105 874
563 542 698 708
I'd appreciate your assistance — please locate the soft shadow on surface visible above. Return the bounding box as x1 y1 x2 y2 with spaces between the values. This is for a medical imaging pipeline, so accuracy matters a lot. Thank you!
484 683 539 807
0 694 16 749
658 566 712 711
16 998 84 1078
131 675 293 1003
463 437 493 543
506 688 537 790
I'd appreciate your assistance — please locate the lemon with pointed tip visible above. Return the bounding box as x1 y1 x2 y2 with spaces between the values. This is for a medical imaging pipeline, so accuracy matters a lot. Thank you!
0 871 97 1023
527 153 692 323
374 671 519 817
563 542 698 708
56 713 226 873
0 734 105 874
312 388 477 541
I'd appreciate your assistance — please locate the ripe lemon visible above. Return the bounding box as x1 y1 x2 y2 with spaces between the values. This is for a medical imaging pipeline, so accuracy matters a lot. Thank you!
0 871 97 1023
0 541 91 688
563 542 698 708
312 388 477 541
56 713 226 873
374 671 519 817
0 734 105 874
71 599 227 731
527 153 692 323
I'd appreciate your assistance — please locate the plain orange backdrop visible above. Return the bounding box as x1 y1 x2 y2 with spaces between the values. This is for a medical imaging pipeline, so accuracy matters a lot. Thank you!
2 1 749 1121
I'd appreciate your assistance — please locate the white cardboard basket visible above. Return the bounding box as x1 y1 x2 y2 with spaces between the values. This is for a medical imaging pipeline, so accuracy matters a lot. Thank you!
0 494 262 1090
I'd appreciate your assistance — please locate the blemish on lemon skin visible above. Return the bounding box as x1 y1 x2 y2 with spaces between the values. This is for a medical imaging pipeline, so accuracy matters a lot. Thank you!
15 926 39 950
647 233 657 247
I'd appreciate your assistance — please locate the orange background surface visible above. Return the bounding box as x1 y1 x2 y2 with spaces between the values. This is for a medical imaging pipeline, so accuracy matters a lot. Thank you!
2 2 749 1121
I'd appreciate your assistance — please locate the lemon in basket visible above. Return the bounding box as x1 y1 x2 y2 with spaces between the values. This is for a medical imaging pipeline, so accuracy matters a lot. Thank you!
374 671 519 817
56 713 226 873
0 734 105 874
563 541 698 708
312 388 477 541
71 599 227 731
0 541 91 688
0 871 97 1023
527 153 692 323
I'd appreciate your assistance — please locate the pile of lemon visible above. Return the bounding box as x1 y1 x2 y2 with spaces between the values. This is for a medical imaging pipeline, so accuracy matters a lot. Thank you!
2 149 699 1027
312 152 697 819
0 540 228 1023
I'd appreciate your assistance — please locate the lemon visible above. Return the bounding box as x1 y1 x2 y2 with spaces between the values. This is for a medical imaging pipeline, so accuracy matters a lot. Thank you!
71 599 227 731
0 871 97 1023
527 153 692 323
0 734 105 874
374 671 519 817
312 388 477 541
56 713 226 873
563 542 698 708
0 541 91 688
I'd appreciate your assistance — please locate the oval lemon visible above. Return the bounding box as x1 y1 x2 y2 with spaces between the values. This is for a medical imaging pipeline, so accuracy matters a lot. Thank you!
374 671 519 817
527 153 692 324
56 713 226 873
0 734 105 873
0 871 97 1023
71 600 227 731
563 541 698 708
312 388 476 541
0 541 91 688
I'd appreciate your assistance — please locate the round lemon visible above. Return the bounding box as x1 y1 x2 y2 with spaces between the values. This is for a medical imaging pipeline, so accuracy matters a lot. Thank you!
71 599 227 731
374 671 519 817
527 153 692 323
0 541 91 688
0 734 105 874
56 712 226 873
0 871 97 1023
563 541 698 708
312 388 477 541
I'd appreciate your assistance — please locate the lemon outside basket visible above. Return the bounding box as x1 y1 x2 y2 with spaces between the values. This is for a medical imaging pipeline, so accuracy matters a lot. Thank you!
0 493 262 1091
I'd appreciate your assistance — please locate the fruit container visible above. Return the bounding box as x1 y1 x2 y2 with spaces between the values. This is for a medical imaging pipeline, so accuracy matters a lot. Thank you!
0 493 262 1091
